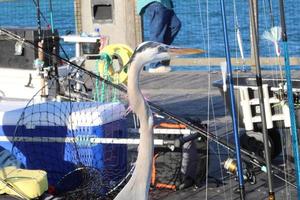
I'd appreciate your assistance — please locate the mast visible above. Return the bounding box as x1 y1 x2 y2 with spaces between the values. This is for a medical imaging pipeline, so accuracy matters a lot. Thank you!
278 0 300 198
219 0 245 199
248 0 275 199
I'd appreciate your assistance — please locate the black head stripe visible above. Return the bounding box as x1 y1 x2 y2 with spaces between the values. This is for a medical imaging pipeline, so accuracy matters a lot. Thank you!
126 42 164 66
136 41 160 53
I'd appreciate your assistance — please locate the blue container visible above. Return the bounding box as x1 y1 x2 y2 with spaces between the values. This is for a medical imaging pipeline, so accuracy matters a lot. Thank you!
0 101 127 188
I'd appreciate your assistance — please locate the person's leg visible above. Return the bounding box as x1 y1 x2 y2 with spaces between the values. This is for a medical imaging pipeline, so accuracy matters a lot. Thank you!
180 141 198 189
143 2 172 70
162 10 181 67
165 10 181 45
145 2 172 43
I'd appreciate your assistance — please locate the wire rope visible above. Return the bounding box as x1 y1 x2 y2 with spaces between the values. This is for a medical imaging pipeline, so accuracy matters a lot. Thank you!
262 0 278 82
1 27 296 190
31 0 70 59
195 0 211 199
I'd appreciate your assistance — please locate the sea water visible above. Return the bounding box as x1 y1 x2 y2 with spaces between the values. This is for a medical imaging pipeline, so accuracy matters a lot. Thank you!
0 0 299 71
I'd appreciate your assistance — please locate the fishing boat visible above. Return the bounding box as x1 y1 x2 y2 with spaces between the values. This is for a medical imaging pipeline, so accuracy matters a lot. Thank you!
0 0 300 199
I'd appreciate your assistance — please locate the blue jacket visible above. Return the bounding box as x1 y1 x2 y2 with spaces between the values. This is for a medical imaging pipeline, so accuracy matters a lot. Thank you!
136 0 173 15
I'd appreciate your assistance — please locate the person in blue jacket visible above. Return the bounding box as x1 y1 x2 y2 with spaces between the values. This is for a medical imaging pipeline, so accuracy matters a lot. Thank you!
137 0 181 73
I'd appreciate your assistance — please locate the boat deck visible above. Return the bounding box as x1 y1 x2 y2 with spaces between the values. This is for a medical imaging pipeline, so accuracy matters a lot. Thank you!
151 172 297 200
140 70 299 200
1 70 299 200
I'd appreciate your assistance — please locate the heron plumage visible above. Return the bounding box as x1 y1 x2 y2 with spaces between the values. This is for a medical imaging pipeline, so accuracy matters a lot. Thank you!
114 42 203 200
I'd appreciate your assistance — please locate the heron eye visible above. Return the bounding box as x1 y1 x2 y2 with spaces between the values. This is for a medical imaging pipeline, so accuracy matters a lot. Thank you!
158 46 165 52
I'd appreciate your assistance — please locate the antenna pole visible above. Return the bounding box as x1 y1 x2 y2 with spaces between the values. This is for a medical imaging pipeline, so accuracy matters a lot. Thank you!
278 0 300 198
219 0 245 199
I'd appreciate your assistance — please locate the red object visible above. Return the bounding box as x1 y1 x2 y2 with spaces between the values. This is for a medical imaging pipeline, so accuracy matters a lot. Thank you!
48 185 56 194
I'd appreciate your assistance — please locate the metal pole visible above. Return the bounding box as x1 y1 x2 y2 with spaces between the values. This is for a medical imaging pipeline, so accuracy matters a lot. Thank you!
36 0 41 41
249 0 275 199
219 0 245 199
49 0 54 33
35 0 48 98
279 0 300 198
49 0 60 95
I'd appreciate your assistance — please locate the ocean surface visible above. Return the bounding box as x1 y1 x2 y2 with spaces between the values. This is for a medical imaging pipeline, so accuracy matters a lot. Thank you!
0 0 299 71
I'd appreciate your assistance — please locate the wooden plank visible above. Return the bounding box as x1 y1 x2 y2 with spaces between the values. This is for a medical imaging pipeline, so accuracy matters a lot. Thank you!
125 0 139 49
134 5 143 45
170 57 300 66
74 0 82 33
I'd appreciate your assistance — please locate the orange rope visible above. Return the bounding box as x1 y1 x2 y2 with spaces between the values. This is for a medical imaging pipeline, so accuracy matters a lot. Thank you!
151 154 160 185
155 183 176 191
158 122 187 129
151 153 177 191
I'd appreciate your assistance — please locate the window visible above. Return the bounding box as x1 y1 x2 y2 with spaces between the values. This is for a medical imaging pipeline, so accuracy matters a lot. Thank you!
92 0 114 23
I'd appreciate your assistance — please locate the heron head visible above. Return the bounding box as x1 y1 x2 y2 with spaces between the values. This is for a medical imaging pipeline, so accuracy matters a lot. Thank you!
128 41 205 66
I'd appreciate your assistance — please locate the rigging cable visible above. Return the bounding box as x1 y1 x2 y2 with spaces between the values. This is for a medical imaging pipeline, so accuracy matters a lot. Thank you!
0 27 296 190
206 0 230 198
195 1 212 197
32 0 49 26
266 0 275 27
204 1 212 198
261 0 282 87
248 0 275 199
32 0 70 60
267 0 284 84
278 0 300 199
219 0 245 199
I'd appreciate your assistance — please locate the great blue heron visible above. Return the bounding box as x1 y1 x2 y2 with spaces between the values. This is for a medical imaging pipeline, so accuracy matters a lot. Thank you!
114 41 204 200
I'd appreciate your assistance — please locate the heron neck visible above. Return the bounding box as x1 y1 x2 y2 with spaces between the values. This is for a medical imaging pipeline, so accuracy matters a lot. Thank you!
127 57 154 195
127 58 147 113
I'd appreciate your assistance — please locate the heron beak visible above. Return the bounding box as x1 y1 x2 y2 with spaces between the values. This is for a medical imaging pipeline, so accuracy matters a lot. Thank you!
168 46 205 57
